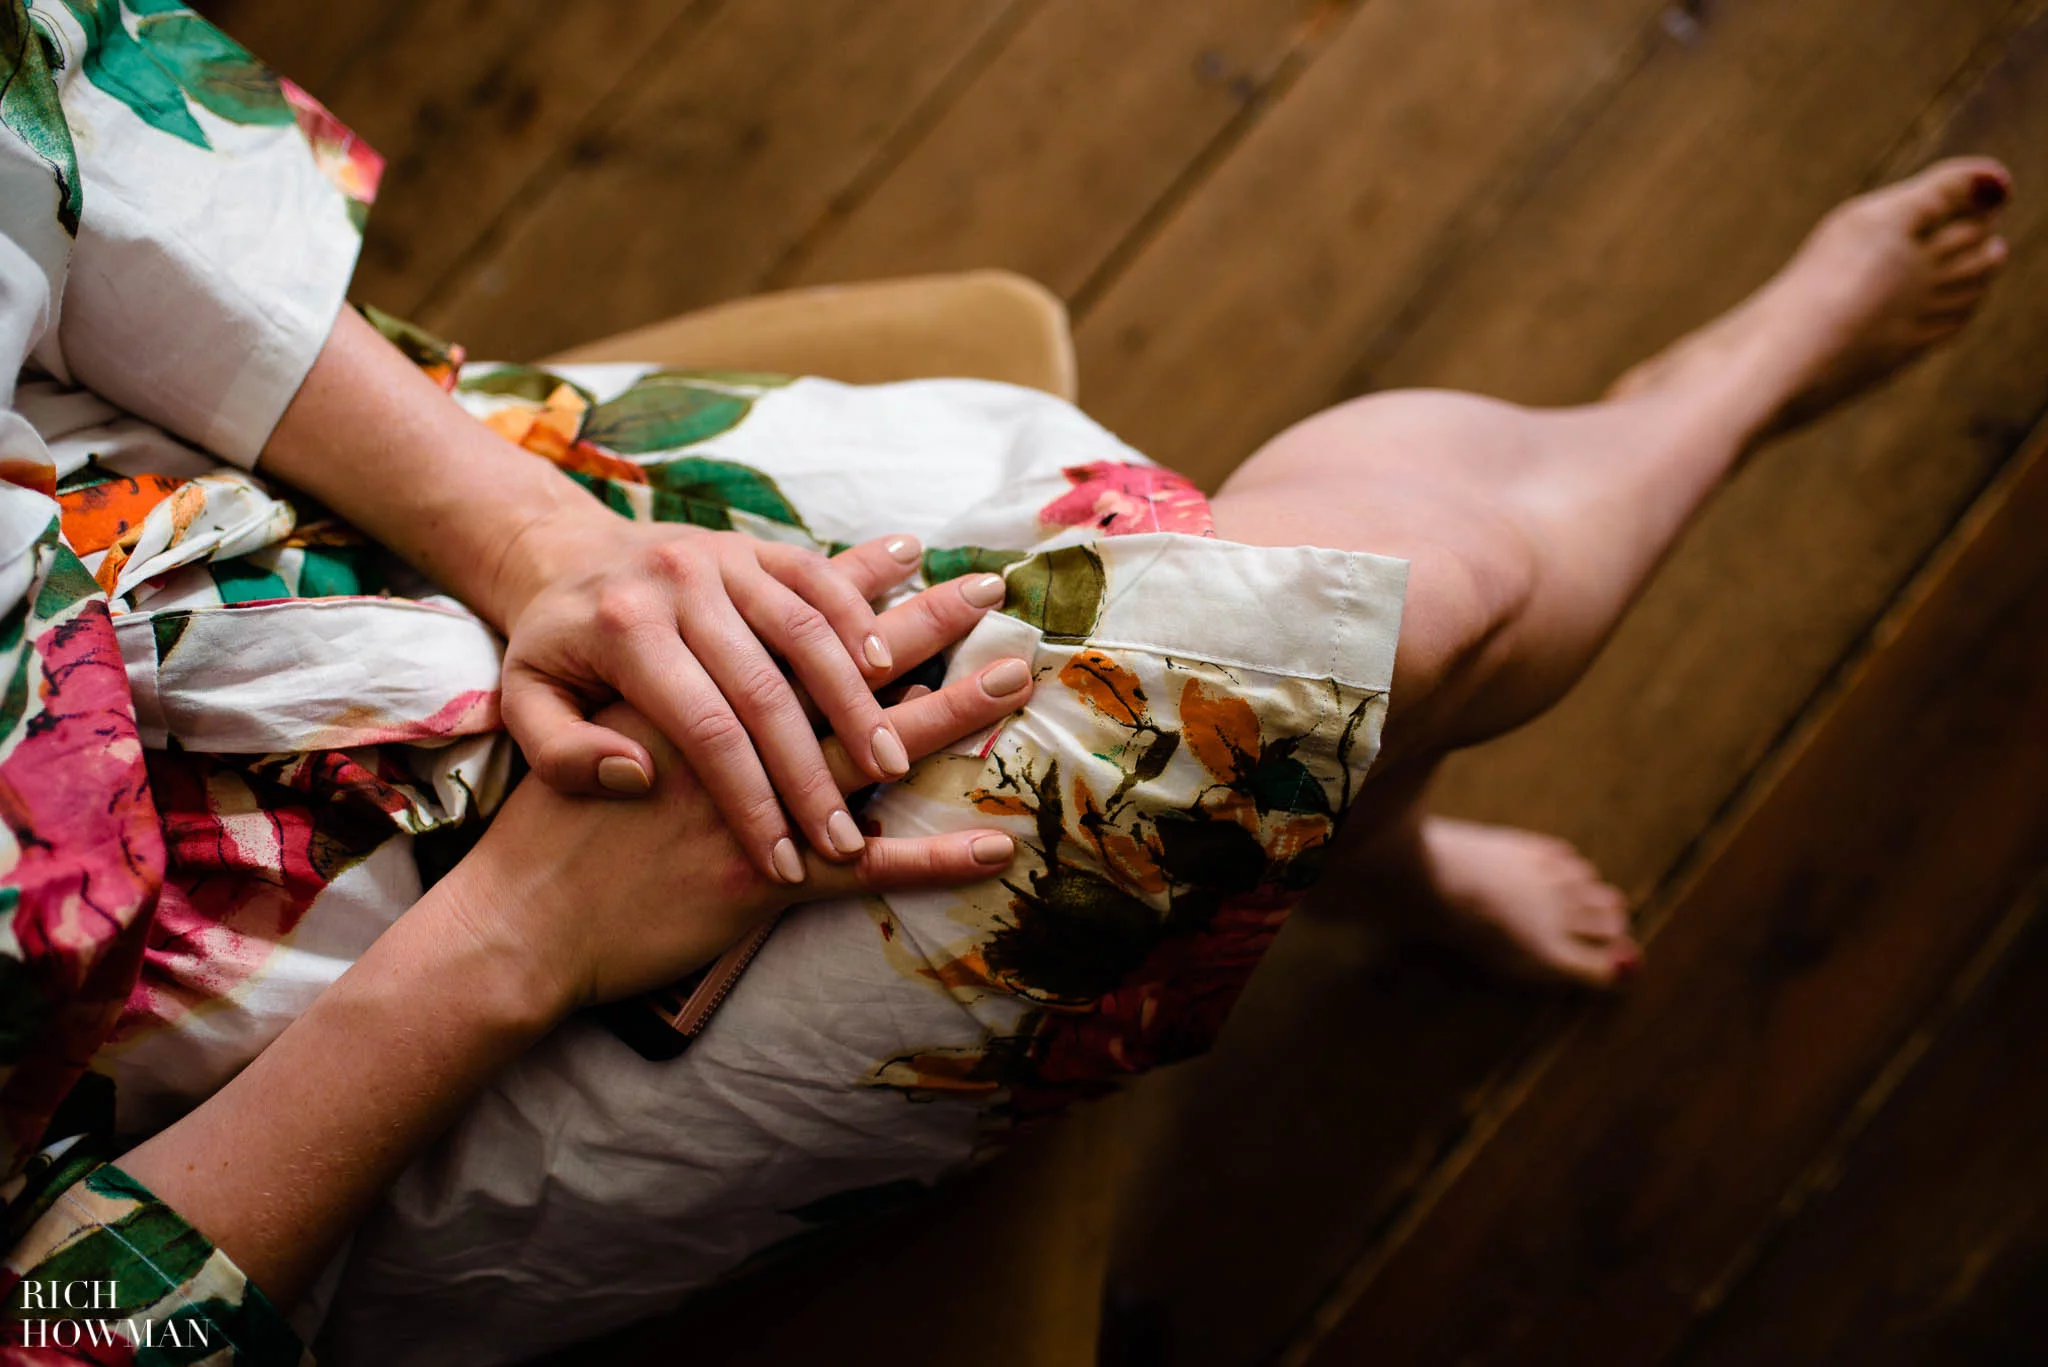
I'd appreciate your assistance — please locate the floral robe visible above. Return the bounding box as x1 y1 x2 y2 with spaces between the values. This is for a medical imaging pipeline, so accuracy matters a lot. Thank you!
0 3 1409 1363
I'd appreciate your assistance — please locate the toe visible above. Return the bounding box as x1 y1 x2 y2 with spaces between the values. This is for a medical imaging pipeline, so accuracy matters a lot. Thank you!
1901 156 2013 237
1546 931 1643 990
1926 216 1992 259
1567 897 1630 941
1941 235 2010 282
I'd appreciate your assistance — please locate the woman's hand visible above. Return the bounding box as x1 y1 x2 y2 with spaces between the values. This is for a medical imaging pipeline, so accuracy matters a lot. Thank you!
259 307 1013 886
490 510 1010 882
443 651 1034 1014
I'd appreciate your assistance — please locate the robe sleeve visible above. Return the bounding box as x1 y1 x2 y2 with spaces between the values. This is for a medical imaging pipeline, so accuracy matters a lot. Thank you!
29 0 380 467
4 1160 309 1363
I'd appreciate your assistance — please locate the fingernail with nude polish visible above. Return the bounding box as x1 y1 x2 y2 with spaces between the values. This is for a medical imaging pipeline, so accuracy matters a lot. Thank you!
960 573 1007 608
827 810 866 855
981 658 1031 697
971 834 1015 865
863 633 893 671
872 725 910 776
771 838 805 885
886 536 921 564
597 756 651 794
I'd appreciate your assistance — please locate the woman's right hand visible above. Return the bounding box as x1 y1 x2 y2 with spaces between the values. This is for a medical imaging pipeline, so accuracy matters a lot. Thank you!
436 630 1034 1015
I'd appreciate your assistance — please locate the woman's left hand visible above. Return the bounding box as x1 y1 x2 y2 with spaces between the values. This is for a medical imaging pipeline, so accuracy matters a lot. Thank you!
488 504 974 882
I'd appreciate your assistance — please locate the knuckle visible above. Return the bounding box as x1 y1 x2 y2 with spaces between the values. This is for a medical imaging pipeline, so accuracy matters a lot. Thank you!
779 546 831 583
787 763 840 807
592 585 648 637
645 540 701 585
914 587 961 634
779 600 837 649
731 657 795 709
679 704 747 754
737 792 787 837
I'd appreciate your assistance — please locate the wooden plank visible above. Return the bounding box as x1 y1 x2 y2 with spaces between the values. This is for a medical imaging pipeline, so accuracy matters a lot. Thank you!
417 0 1027 361
313 0 711 323
192 0 411 97
1101 3 2045 1363
1069 0 1673 487
1669 877 2048 1367
1295 417 2048 1359
779 0 1358 302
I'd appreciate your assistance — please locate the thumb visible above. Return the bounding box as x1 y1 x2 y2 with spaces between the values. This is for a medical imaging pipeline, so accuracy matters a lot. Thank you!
500 667 656 797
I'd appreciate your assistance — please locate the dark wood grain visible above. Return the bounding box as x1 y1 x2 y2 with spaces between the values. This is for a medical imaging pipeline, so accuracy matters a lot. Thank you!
1669 877 2048 1367
1070 0 1671 487
781 0 1359 303
418 0 1029 360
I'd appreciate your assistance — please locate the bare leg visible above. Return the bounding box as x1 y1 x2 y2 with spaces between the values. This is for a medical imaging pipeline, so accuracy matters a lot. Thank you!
1210 157 2012 985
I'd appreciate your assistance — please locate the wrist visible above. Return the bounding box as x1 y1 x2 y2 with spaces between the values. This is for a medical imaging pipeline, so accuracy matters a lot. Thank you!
393 860 580 1040
477 496 588 628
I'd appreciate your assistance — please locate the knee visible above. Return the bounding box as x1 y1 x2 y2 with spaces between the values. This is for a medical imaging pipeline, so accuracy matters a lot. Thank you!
1223 389 1541 499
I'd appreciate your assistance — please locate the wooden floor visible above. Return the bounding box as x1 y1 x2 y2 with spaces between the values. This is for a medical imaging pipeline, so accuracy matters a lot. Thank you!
194 1 2048 1362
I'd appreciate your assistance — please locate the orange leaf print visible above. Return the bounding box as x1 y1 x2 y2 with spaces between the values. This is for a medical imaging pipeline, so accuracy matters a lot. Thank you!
870 1048 1000 1094
1094 823 1168 896
972 791 1035 818
60 474 186 554
1180 678 1261 783
920 947 1002 993
1059 648 1150 728
1264 814 1332 867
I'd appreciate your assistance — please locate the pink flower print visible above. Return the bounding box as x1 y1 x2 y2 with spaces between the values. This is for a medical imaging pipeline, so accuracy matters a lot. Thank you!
1037 461 1215 538
279 78 384 212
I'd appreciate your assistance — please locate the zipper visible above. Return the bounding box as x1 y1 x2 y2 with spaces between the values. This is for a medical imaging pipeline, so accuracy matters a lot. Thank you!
664 912 783 1037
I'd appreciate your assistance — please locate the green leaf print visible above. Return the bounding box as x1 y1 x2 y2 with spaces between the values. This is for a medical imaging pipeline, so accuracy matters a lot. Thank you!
1245 738 1333 817
1002 544 1105 644
61 0 207 147
458 363 595 408
133 11 289 127
23 1193 216 1295
0 603 37 743
359 303 463 373
59 2 289 149
644 456 807 531
2 4 82 233
31 538 100 619
584 375 754 454
922 544 1025 585
151 608 191 661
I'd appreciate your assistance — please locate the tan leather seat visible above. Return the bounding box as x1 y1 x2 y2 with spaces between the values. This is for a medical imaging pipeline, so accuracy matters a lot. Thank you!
544 269 1076 401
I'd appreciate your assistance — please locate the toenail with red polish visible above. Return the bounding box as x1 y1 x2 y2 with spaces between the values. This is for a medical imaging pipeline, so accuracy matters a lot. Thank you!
1612 951 1644 981
1972 175 2008 210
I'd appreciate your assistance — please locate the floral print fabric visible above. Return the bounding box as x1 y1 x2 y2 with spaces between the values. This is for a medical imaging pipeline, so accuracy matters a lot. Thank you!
0 1 365 1359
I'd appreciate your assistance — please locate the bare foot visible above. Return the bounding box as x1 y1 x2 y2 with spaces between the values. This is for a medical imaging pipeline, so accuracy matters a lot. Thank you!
1396 818 1641 989
1611 156 2013 433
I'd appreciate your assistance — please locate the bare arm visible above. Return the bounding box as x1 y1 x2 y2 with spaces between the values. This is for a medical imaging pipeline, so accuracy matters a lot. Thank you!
117 637 1034 1309
258 308 931 880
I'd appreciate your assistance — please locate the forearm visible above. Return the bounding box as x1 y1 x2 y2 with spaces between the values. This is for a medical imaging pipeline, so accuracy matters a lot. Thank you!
116 867 564 1308
258 305 584 625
